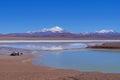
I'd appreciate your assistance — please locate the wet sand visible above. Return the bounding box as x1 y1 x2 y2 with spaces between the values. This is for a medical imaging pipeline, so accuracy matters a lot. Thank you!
0 53 120 80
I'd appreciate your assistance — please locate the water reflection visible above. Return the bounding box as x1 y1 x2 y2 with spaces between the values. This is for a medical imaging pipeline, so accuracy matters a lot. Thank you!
0 42 120 73
0 43 87 50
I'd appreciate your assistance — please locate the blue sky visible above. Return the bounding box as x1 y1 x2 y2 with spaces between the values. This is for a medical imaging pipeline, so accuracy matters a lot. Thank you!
0 0 120 33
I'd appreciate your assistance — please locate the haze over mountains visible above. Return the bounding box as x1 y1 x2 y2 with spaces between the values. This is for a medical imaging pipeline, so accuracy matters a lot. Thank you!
0 26 120 40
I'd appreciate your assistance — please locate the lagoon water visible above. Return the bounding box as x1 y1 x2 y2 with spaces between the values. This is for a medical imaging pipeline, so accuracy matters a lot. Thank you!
0 42 120 73
33 50 120 73
0 43 87 50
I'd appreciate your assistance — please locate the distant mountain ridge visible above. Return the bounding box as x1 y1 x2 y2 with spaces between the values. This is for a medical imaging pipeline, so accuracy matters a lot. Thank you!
0 26 120 40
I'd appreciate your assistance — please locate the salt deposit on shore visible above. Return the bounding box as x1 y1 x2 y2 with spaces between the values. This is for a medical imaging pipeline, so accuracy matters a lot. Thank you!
0 40 120 43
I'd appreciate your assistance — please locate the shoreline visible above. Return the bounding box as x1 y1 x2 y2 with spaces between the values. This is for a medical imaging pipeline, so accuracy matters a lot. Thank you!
87 42 120 49
0 53 120 80
1 42 120 80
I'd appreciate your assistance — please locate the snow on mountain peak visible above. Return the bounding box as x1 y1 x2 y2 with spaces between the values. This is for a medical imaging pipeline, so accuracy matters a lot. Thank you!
96 29 115 33
41 26 64 32
27 26 65 33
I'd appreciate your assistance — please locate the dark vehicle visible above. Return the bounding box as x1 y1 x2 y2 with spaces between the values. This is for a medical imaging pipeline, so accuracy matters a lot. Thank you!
10 51 23 56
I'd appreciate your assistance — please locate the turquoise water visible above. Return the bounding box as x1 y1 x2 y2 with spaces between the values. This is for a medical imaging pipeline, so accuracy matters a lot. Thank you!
33 50 120 73
1 43 120 73
0 50 9 53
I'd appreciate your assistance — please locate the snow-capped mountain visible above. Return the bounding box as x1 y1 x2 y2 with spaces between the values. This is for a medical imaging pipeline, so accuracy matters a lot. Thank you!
2 27 120 40
41 26 64 33
27 26 66 33
96 29 116 33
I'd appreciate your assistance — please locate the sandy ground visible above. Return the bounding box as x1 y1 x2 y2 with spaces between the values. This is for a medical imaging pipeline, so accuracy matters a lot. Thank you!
0 53 120 80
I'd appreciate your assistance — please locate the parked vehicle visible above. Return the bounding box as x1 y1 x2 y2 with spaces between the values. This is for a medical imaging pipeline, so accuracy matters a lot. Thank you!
10 51 23 56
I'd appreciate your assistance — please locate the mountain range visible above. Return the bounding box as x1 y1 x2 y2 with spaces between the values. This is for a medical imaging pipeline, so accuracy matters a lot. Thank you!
0 26 120 40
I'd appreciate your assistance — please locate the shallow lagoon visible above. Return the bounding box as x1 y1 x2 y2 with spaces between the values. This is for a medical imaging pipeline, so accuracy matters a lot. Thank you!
33 50 120 73
0 42 120 73
0 43 87 50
